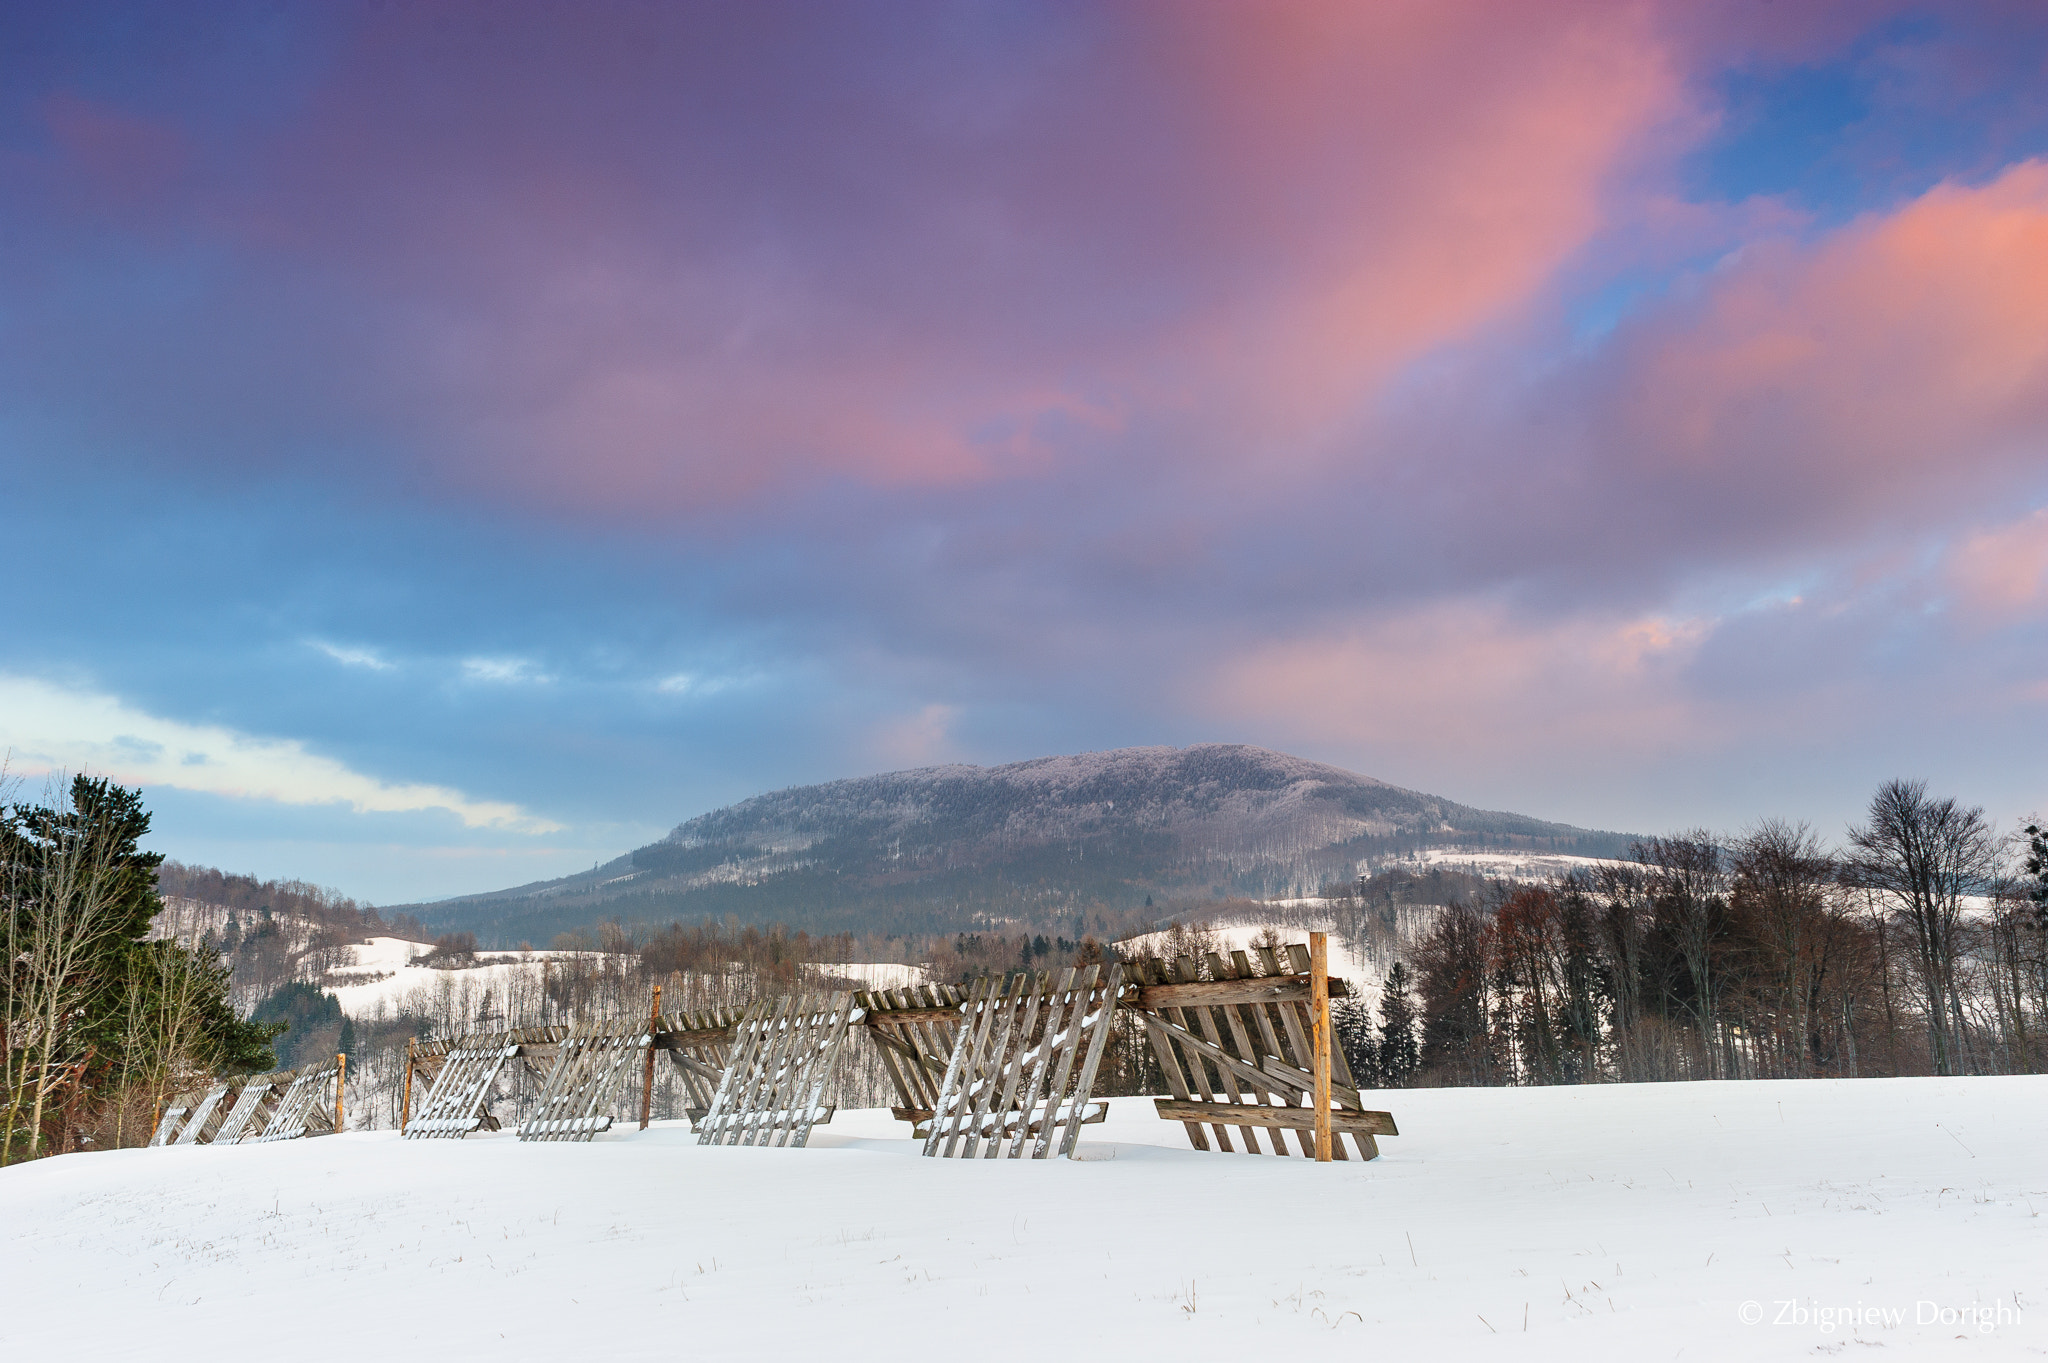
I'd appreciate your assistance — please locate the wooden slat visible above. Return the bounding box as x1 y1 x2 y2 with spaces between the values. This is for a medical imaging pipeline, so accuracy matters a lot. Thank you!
1165 956 1233 1152
519 1020 649 1143
253 1064 340 1142
146 1103 190 1147
211 1073 287 1145
1205 951 1281 1155
1056 963 1122 1158
1133 959 1209 1152
1122 940 1397 1164
929 976 1001 1157
1233 948 1310 1156
172 1083 232 1145
696 991 856 1148
405 1041 518 1140
1005 966 1075 1159
919 966 1121 1161
1134 976 1352 1009
1152 1100 1398 1136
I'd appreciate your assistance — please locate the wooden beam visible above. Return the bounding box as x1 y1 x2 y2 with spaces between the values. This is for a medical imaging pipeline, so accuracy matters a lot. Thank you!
1153 1099 1397 1137
640 983 661 1129
1132 975 1351 1010
652 1027 737 1050
862 1006 966 1025
1310 931 1331 1162
1258 1055 1364 1109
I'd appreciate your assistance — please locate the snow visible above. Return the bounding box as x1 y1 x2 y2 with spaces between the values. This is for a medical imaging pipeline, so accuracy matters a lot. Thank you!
1121 918 1379 985
806 961 929 991
1392 848 1627 881
5 1077 2042 1359
324 939 605 1019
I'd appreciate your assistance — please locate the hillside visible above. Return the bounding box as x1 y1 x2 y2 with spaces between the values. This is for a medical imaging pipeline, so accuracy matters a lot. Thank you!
406 745 1631 944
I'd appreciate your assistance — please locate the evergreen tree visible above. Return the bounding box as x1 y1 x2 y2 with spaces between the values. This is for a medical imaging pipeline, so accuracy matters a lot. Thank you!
1331 993 1377 1087
3 777 280 1160
251 981 344 1071
2024 824 2048 929
1376 962 1419 1087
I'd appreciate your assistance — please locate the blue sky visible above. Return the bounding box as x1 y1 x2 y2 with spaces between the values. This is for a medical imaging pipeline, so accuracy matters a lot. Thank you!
4 1 2045 903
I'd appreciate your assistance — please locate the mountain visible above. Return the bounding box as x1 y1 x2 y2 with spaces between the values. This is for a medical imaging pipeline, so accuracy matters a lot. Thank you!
406 744 1632 944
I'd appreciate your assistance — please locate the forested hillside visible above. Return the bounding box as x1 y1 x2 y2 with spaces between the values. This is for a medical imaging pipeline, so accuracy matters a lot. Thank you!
405 745 1630 944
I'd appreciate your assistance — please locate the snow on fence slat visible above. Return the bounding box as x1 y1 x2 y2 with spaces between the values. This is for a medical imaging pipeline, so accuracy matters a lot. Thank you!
519 1021 651 1143
210 1071 291 1145
696 991 857 1148
405 1041 523 1138
253 1061 341 1142
922 964 1123 1160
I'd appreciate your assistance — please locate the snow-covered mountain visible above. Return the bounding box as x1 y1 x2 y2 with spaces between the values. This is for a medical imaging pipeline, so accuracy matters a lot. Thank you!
408 745 1630 944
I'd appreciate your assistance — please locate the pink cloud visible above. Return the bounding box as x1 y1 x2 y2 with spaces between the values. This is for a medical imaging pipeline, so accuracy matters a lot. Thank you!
1947 509 2048 623
1193 601 1719 766
1605 159 2048 531
137 2 1691 519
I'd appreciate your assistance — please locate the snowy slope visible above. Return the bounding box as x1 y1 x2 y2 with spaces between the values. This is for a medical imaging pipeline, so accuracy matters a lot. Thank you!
3 1078 2041 1360
323 938 603 1019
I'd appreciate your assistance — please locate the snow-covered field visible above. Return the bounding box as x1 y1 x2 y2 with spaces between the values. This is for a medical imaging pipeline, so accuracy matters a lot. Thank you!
806 960 929 991
323 938 596 1019
4 1077 2041 1360
325 939 928 1019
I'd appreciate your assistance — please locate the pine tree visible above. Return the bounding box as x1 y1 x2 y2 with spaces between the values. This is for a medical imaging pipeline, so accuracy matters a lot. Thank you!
2024 824 2048 929
3 777 279 1160
1376 961 1419 1087
1331 994 1377 1087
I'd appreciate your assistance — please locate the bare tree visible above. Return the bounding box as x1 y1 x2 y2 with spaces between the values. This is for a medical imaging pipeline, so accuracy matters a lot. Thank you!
1634 832 1730 1077
1847 780 1997 1076
1729 820 1834 1077
110 942 230 1147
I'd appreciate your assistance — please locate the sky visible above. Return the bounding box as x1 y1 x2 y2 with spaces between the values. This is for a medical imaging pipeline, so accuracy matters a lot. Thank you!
3 0 2046 905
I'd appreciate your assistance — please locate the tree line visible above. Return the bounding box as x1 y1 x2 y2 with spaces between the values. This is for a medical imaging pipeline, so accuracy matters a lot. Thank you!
1338 781 2048 1089
11 771 2042 1161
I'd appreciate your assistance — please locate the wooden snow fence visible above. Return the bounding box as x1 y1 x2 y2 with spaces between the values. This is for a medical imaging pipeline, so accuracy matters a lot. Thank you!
404 1033 530 1138
252 1060 341 1142
696 991 858 1148
407 1025 569 1136
171 1081 234 1145
1127 942 1396 1160
210 1069 293 1145
922 964 1123 1160
519 1019 652 1142
855 983 971 1132
652 1008 745 1123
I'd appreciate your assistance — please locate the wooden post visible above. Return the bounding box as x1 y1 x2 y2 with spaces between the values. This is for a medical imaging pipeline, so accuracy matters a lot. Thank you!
1310 931 1332 1162
401 1038 414 1133
335 1052 347 1135
639 982 662 1129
